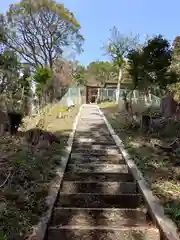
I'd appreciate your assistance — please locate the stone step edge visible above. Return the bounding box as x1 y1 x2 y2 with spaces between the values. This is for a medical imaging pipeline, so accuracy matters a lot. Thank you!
66 166 128 172
62 180 136 183
70 153 123 157
59 193 142 197
49 225 158 231
61 181 136 184
63 173 135 182
53 206 146 210
67 164 127 167
71 153 122 155
53 207 147 213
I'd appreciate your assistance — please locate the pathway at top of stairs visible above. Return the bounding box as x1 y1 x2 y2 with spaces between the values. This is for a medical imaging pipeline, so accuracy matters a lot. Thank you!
46 104 160 240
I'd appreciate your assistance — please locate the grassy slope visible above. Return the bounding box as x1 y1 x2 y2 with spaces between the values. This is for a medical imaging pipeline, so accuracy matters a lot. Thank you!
100 103 180 233
0 104 79 240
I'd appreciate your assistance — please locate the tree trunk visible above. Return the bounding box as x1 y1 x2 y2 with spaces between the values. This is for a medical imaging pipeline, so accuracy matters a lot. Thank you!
129 90 135 120
19 87 25 111
116 65 123 104
96 88 101 103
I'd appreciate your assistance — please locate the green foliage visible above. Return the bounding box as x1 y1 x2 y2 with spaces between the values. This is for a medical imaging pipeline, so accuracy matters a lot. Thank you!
18 67 33 114
33 67 52 86
168 82 180 102
0 49 19 94
0 232 7 240
172 36 180 74
73 63 86 86
0 50 19 71
33 67 52 97
127 35 177 92
142 35 172 86
0 46 30 112
127 49 143 90
87 61 117 85
5 68 32 113
0 17 33 113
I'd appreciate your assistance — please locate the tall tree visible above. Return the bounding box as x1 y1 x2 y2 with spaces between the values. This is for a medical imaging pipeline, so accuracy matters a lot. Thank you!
127 35 177 98
1 0 84 69
171 36 180 75
127 49 143 91
141 35 177 94
19 67 33 114
143 35 172 85
0 49 19 95
167 36 180 102
104 26 139 103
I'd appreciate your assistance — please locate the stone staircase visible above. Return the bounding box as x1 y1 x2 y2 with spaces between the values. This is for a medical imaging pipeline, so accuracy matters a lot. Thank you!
46 105 160 240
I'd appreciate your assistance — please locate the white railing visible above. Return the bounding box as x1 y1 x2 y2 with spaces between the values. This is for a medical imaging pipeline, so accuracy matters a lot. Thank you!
118 90 161 113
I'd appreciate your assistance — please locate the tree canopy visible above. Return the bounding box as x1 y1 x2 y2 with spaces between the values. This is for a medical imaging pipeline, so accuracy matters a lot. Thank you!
127 35 177 93
87 61 117 85
171 36 180 74
1 0 84 69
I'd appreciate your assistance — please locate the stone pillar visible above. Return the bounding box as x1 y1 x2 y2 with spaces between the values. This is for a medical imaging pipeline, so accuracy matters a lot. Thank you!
160 93 177 118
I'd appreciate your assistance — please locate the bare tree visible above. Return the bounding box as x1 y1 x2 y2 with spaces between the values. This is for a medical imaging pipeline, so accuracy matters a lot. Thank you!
104 26 139 103
1 0 84 69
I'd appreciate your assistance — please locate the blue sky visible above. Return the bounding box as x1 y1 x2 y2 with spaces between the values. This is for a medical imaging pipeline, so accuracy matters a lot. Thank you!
1 0 180 66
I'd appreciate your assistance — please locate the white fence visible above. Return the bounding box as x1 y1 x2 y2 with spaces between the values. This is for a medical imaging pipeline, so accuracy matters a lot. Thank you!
118 90 161 113
30 87 82 115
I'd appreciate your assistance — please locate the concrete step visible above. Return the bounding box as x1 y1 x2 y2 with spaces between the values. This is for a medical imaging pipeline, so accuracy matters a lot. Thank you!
78 119 102 122
70 153 123 162
74 132 113 140
78 117 103 121
73 139 116 146
47 225 160 240
71 148 119 156
76 123 108 128
78 120 103 123
76 128 109 133
72 144 118 150
72 148 119 155
66 164 128 174
76 122 107 127
63 172 134 182
77 117 103 121
57 193 143 208
51 207 148 227
61 181 137 194
75 132 112 137
79 117 103 121
77 122 104 127
72 144 119 151
69 155 125 164
69 154 125 164
74 136 114 142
